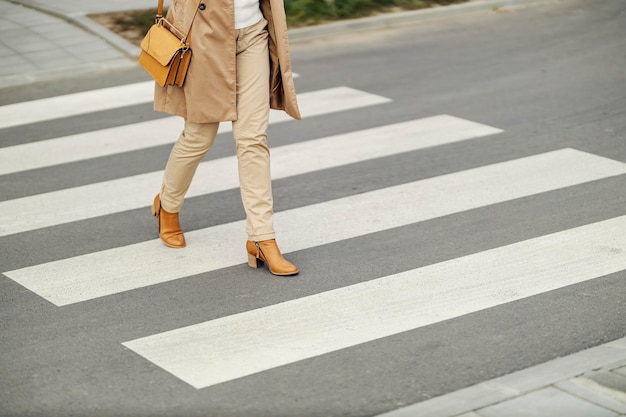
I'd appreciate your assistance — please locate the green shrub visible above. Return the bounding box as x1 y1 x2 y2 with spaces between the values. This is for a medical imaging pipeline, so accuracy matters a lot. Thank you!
286 0 337 25
285 0 469 26
335 0 378 19
133 9 163 30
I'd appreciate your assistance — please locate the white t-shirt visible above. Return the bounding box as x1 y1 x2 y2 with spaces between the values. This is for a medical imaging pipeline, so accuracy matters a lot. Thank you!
234 0 263 29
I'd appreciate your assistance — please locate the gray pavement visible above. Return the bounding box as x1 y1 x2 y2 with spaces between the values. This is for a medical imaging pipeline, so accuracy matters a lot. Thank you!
0 0 555 90
2 0 625 415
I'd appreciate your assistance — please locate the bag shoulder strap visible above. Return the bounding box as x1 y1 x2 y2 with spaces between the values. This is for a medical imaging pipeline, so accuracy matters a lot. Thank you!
183 0 203 47
155 0 203 47
156 0 165 20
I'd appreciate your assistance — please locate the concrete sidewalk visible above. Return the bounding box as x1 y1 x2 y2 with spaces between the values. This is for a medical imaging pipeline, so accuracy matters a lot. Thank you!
0 0 555 90
380 337 626 417
0 0 139 88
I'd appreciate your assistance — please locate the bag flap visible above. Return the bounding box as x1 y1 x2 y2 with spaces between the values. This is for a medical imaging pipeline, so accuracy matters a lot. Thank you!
140 24 185 66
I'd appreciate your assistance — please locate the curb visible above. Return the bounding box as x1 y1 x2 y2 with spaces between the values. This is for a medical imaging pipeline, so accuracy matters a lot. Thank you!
377 336 626 417
288 0 563 44
9 0 562 60
6 0 141 59
71 13 142 58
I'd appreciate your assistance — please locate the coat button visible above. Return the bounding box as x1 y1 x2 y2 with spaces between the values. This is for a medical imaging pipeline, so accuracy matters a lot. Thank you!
199 3 206 10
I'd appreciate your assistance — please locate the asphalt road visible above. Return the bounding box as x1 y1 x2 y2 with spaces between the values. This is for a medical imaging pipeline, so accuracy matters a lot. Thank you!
1 0 625 416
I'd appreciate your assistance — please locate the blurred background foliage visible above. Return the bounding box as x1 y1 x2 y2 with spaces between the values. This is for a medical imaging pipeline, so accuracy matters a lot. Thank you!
109 0 469 40
285 0 468 26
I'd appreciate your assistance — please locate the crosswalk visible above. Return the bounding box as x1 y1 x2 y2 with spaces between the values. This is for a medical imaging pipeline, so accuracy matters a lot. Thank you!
1 80 625 400
124 215 626 389
0 114 495 236
0 85 384 176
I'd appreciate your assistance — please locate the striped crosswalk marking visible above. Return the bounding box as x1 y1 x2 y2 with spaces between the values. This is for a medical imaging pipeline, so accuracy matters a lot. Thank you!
0 86 390 175
0 82 155 130
0 115 501 236
122 214 626 389
5 149 625 306
0 75 301 131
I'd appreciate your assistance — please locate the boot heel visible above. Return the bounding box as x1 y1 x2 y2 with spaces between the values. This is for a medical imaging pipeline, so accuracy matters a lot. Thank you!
248 253 260 268
151 195 160 218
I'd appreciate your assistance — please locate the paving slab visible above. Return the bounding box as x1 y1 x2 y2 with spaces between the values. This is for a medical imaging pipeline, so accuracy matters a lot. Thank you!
0 0 134 89
589 370 626 393
614 366 626 378
556 376 626 414
477 387 618 417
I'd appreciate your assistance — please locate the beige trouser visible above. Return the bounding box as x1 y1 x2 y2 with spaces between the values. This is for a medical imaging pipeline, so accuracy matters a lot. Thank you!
160 18 274 242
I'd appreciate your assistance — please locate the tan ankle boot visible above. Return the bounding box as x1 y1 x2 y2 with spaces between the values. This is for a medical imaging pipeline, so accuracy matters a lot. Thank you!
246 239 298 276
151 194 186 248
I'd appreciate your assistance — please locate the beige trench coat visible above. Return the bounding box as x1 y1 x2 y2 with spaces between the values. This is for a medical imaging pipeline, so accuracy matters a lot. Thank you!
154 0 301 123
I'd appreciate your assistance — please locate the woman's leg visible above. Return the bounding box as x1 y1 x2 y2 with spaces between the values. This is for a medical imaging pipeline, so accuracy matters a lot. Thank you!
154 120 219 248
232 19 274 241
234 19 298 275
161 121 220 213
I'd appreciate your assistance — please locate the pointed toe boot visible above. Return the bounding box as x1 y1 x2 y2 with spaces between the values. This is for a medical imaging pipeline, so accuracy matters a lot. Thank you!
152 194 186 248
246 239 299 276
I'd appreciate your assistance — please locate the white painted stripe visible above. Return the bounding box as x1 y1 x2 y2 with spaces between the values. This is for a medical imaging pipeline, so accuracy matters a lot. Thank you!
0 74 301 131
122 215 626 389
0 86 389 175
0 115 499 236
4 149 625 306
0 82 155 130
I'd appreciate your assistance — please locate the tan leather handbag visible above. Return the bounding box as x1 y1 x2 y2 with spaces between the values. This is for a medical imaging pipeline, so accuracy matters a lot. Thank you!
138 0 202 87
